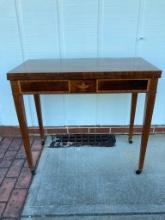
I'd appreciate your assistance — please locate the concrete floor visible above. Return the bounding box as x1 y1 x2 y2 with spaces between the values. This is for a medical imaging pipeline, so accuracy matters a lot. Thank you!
22 134 165 220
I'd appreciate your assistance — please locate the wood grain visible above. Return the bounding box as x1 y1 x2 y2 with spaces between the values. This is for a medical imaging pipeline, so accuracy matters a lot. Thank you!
7 58 161 81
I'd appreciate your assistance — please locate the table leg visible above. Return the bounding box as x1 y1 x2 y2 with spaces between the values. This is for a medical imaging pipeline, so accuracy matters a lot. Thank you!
34 94 44 145
11 82 35 174
136 79 158 174
128 93 138 143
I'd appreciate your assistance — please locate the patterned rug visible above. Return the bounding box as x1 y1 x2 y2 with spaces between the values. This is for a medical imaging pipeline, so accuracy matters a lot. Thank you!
49 134 116 148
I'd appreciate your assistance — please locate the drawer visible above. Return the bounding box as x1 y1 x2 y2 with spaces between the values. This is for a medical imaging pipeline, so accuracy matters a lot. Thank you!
97 80 148 92
70 80 96 93
20 80 69 93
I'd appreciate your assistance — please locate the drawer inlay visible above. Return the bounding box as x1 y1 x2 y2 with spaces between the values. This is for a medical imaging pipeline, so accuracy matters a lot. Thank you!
20 80 69 93
70 80 96 93
97 80 148 92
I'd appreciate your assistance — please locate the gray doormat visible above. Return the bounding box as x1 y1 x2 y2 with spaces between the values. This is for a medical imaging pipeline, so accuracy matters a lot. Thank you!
22 135 165 218
49 134 116 148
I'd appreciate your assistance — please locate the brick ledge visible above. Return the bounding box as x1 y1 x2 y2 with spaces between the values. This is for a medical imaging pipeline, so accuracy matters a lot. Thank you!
0 125 165 136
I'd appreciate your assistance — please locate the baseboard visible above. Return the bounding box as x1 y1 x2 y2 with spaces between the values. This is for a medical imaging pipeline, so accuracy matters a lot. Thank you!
0 125 165 136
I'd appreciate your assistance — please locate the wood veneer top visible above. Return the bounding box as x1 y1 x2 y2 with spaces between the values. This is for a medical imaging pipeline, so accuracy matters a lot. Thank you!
7 57 161 80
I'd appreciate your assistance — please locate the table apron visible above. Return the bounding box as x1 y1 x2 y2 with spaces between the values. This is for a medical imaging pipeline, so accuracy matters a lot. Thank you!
18 79 149 94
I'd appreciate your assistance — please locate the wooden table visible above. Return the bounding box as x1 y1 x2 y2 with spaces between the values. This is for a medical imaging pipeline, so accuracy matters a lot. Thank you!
7 58 161 175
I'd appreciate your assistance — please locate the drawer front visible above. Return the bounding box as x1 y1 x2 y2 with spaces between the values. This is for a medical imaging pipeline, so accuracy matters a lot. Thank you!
97 80 148 92
20 80 69 93
70 80 96 93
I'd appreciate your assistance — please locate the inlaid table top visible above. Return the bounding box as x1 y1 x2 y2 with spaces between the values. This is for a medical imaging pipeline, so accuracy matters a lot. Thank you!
8 57 161 81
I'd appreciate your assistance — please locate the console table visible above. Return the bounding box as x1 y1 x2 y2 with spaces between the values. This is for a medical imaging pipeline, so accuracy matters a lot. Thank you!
7 58 161 175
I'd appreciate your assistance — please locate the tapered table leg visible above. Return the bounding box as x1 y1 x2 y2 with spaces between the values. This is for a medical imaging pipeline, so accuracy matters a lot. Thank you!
136 79 158 174
34 94 44 145
11 82 34 174
128 93 138 143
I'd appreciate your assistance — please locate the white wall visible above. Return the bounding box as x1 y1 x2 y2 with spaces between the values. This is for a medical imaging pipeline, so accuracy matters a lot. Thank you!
0 0 165 127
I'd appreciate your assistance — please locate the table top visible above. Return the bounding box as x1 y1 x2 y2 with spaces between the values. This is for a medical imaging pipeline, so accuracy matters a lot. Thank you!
7 57 161 81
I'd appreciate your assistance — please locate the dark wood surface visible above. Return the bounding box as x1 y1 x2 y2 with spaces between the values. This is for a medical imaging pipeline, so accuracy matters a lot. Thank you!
8 58 161 80
7 57 162 174
129 93 138 143
11 81 33 171
34 95 44 143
